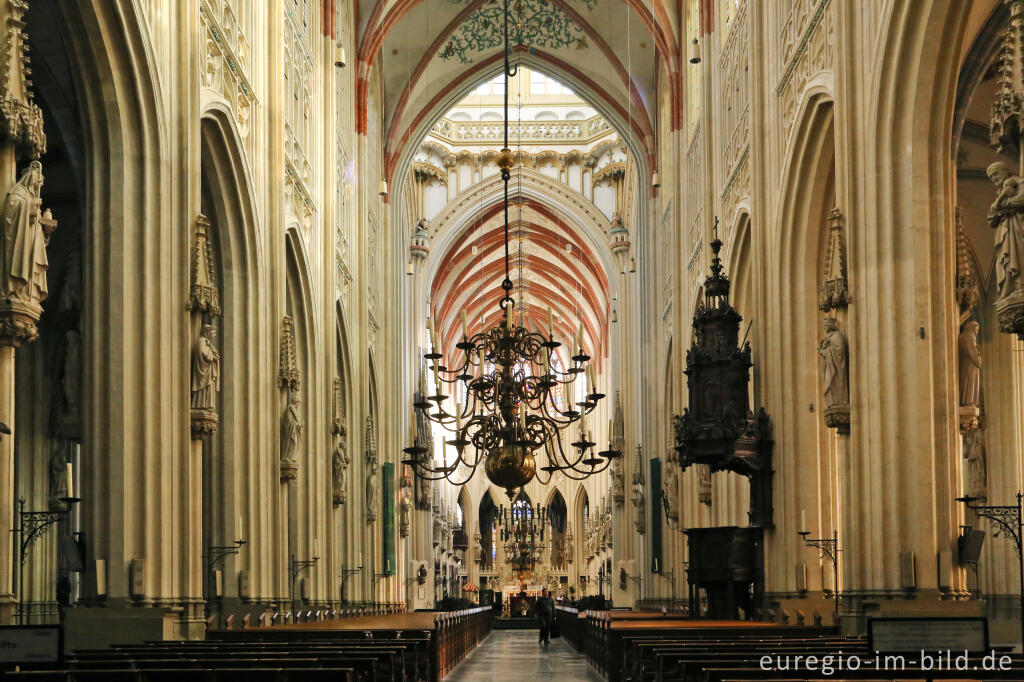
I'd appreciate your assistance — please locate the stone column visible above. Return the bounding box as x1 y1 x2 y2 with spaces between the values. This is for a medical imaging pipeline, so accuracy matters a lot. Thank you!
0 0 49 623
185 213 220 637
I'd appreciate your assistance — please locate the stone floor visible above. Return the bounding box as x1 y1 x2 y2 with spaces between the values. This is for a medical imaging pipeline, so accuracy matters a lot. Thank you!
444 629 604 681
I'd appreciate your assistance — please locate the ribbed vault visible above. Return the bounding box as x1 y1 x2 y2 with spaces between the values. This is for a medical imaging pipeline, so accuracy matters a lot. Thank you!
427 180 612 374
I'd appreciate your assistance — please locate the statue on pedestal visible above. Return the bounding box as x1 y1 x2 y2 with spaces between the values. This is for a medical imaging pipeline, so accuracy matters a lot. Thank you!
280 391 302 481
399 467 413 538
630 472 646 535
332 437 349 505
191 324 220 409
818 318 849 407
987 162 1024 303
1 161 49 303
365 414 379 523
963 427 987 500
48 444 67 509
958 321 982 408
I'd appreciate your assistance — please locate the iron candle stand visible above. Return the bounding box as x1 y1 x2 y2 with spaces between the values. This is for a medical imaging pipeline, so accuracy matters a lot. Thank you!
797 529 840 618
290 553 319 609
18 496 80 625
206 539 246 575
340 563 363 604
956 492 1023 648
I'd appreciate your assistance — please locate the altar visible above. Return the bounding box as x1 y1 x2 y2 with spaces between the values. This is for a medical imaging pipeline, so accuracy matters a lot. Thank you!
501 585 544 617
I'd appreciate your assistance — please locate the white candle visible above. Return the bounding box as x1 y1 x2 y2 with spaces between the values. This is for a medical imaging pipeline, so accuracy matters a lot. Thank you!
426 318 433 334
387 559 391 572
654 557 659 572
461 310 468 338
409 411 417 443
236 515 242 540
65 462 74 499
800 510 807 533
577 322 584 351
547 307 554 335
95 559 107 597
313 537 319 557
359 551 363 567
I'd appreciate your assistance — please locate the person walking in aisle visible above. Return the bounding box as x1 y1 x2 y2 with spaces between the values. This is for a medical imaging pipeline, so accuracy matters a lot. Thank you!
536 589 555 646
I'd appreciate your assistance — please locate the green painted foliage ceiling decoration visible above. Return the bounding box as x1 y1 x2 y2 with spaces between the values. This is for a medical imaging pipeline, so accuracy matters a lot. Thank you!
439 0 597 64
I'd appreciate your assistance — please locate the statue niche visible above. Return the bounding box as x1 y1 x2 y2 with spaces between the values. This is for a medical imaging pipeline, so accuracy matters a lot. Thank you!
672 235 773 528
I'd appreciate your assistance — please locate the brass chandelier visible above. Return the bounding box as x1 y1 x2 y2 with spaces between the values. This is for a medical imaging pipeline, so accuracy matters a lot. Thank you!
500 502 547 573
403 0 619 498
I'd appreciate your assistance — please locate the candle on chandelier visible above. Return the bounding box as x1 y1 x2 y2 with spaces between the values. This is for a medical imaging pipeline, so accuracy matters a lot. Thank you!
547 306 554 336
577 322 584 352
456 413 462 433
800 509 807 533
427 317 433 334
313 537 319 557
460 310 468 338
236 515 242 541
586 365 596 393
506 305 513 331
409 410 417 443
66 462 74 499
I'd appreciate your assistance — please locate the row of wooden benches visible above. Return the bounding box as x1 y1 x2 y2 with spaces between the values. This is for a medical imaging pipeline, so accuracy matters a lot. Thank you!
4 607 492 682
210 603 409 630
555 608 1024 681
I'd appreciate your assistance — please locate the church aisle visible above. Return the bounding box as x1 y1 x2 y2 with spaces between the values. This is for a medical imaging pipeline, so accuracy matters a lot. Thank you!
444 629 603 681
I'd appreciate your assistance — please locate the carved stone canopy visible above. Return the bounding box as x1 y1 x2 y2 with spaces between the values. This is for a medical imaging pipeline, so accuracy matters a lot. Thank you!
818 207 848 312
673 236 774 528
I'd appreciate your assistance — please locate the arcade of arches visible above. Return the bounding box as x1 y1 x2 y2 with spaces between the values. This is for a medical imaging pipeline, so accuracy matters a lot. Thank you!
2 0 1024 659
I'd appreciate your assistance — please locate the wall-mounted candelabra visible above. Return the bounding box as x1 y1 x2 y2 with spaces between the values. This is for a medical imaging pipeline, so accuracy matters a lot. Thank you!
206 539 246 576
957 492 1022 647
340 563 364 604
290 553 320 584
18 494 80 625
797 527 839 618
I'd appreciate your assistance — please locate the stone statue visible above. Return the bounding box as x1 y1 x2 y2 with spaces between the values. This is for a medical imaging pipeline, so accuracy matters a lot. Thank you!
191 324 221 409
611 456 624 502
987 161 1024 302
958 321 982 408
1 161 49 302
697 463 712 505
280 391 302 480
817 317 849 407
963 428 987 498
365 414 379 523
331 438 349 505
58 329 81 428
399 467 413 538
630 473 646 535
48 444 67 508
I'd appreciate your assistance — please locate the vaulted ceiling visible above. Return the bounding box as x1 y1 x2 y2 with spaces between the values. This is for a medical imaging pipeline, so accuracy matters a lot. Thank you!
429 198 611 371
354 0 682 180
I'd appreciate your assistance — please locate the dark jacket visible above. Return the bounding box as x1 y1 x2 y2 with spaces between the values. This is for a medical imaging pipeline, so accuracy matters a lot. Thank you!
536 595 555 621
